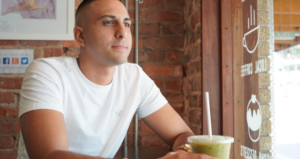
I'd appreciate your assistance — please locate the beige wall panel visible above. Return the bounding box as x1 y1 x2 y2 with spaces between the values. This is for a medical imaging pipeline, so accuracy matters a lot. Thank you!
258 42 270 56
259 27 270 41
258 0 269 10
260 120 272 135
261 105 271 119
258 11 270 25
260 136 272 151
259 89 271 104
259 73 270 88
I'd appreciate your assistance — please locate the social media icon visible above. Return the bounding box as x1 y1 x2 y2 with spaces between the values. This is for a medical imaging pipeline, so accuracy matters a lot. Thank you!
21 57 28 65
3 58 10 64
12 58 19 64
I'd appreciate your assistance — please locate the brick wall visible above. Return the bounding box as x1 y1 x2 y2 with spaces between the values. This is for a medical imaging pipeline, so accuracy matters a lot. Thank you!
182 0 201 135
0 0 203 158
126 0 186 147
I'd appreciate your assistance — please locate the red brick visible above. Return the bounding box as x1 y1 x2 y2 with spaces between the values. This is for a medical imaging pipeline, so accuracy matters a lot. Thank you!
167 51 183 62
189 110 201 125
0 107 19 119
145 37 184 49
132 23 159 35
152 78 162 90
129 0 163 9
191 11 201 29
128 0 164 9
34 48 43 59
188 44 201 60
129 10 145 23
146 11 183 22
0 136 14 149
188 124 200 135
141 134 166 146
0 122 13 134
173 107 183 117
165 0 185 9
162 24 185 35
18 41 60 47
0 40 17 46
144 65 183 77
0 92 15 104
143 122 154 133
187 60 201 75
164 93 183 107
44 48 63 58
127 118 142 133
126 134 141 146
65 48 80 58
0 151 18 159
14 122 20 133
165 79 183 92
0 77 23 89
128 50 146 63
62 41 80 48
189 94 201 108
147 51 165 63
131 38 144 49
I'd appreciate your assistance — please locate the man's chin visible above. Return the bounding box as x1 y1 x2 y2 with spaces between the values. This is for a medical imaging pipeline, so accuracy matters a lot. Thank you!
109 58 128 66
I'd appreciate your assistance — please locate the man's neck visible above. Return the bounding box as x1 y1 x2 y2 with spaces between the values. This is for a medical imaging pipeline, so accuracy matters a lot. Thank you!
76 55 115 86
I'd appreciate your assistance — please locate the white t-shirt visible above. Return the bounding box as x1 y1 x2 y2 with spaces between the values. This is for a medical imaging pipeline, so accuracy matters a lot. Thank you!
17 57 167 159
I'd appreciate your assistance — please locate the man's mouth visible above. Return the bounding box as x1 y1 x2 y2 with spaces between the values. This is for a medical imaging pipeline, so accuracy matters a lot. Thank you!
112 45 127 50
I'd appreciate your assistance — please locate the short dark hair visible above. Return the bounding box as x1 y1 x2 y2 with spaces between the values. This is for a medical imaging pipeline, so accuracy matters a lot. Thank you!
76 0 122 18
76 0 97 18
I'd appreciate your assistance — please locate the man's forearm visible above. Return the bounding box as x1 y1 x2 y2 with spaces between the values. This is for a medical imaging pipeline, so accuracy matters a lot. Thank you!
172 131 194 151
45 150 110 159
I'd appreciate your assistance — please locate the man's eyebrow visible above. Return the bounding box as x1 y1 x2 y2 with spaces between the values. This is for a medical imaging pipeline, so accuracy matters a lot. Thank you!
124 17 132 22
98 15 116 20
98 15 132 22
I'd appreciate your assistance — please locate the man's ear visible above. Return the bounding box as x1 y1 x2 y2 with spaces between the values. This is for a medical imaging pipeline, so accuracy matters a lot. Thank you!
73 26 86 47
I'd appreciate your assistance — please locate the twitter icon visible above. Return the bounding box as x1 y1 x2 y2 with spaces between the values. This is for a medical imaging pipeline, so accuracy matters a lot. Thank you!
3 58 10 64
21 57 28 65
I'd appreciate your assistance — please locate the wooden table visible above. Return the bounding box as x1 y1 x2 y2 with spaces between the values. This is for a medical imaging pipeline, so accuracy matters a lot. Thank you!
114 147 171 159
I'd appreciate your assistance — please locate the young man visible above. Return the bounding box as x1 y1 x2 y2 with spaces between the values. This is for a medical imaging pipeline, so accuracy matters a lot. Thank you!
17 0 216 159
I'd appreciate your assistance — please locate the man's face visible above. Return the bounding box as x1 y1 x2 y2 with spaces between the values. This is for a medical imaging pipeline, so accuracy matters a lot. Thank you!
82 0 132 66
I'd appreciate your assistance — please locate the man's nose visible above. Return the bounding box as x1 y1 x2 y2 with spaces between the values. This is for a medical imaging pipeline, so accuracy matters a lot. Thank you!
115 24 128 39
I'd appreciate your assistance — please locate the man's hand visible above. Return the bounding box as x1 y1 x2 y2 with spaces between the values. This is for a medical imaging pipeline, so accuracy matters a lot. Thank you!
157 151 217 159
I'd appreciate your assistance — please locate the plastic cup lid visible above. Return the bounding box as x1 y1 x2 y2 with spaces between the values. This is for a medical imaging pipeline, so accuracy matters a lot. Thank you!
188 135 234 144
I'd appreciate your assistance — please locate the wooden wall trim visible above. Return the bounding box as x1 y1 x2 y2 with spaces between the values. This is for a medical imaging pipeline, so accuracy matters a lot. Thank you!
202 0 222 136
232 0 245 158
221 0 234 158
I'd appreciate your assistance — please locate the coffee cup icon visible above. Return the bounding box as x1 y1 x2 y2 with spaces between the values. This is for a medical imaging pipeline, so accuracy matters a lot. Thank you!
242 26 260 54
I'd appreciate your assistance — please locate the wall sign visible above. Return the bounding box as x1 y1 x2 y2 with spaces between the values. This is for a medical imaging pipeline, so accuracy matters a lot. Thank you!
0 49 33 73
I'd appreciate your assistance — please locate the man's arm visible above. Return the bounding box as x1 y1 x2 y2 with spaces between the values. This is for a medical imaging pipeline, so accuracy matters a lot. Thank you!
20 110 106 159
142 103 193 150
142 103 216 159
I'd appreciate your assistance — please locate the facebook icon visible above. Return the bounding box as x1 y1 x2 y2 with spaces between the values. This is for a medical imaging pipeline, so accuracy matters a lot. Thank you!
3 58 10 64
21 57 29 65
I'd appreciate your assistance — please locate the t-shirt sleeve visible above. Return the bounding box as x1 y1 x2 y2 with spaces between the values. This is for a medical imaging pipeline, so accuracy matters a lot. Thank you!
19 60 64 117
136 67 168 118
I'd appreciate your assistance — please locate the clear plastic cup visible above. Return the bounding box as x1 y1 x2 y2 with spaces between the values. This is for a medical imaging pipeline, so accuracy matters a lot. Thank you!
188 135 234 159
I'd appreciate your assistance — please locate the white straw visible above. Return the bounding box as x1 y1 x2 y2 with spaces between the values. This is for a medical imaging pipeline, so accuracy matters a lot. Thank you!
205 92 212 138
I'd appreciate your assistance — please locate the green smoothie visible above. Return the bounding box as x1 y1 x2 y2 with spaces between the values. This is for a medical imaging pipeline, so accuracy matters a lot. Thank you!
188 135 234 159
